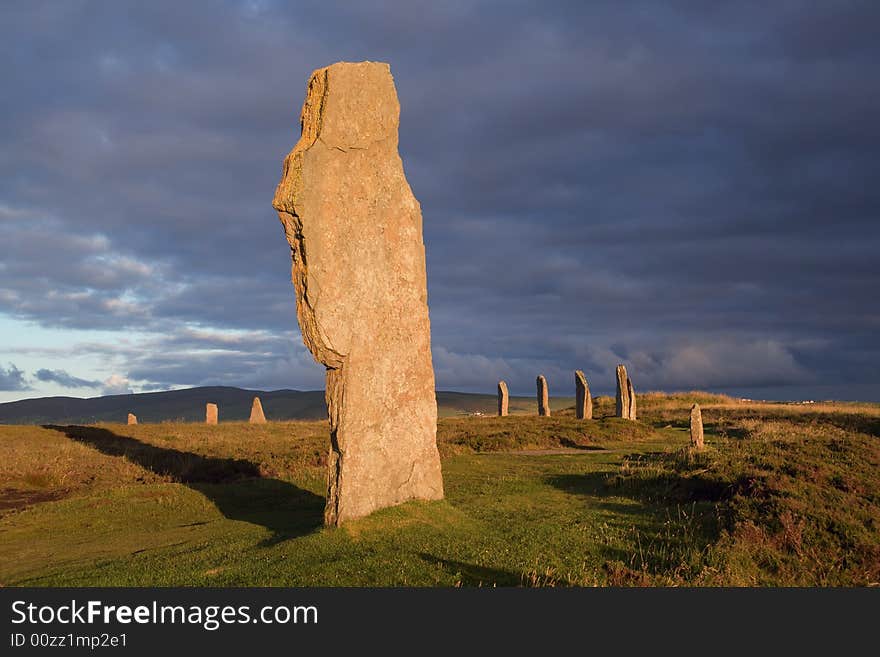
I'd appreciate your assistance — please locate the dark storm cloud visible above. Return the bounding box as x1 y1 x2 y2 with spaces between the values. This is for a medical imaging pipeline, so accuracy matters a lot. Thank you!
1 1 878 399
35 368 102 388
0 364 29 391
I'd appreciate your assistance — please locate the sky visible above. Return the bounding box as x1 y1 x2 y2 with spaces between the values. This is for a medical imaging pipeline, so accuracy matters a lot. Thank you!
1 1 878 403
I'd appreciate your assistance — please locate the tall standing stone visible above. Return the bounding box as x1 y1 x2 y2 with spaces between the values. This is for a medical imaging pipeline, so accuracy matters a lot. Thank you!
272 61 444 526
497 381 509 417
249 396 267 424
615 364 630 419
127 413 137 425
536 375 551 416
627 376 637 421
575 370 592 420
206 403 218 425
690 403 704 449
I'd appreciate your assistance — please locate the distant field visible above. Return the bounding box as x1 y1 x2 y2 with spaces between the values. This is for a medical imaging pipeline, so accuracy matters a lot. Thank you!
1 394 878 586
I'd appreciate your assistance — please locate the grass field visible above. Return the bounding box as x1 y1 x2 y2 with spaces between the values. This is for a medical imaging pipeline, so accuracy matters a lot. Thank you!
1 393 878 586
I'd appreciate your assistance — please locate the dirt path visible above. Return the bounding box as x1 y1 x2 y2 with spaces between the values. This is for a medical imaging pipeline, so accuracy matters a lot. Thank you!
499 447 606 456
0 487 68 515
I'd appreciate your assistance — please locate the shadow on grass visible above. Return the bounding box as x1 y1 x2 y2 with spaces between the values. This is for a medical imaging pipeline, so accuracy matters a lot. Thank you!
647 418 744 439
549 470 728 506
649 419 690 430
546 458 728 578
787 413 880 438
417 553 521 586
44 425 324 543
710 425 749 440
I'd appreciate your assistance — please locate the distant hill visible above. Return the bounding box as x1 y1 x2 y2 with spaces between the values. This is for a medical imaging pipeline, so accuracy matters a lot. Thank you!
0 387 325 425
0 386 571 424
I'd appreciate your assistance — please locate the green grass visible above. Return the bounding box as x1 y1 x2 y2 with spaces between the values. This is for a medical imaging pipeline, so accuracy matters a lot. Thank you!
1 394 878 586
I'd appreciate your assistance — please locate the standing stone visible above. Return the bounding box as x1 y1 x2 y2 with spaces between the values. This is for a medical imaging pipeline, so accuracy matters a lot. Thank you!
206 403 218 425
127 413 137 425
536 375 551 416
575 370 592 420
497 381 509 417
615 364 631 419
627 376 637 421
272 61 443 526
690 403 704 449
249 396 267 424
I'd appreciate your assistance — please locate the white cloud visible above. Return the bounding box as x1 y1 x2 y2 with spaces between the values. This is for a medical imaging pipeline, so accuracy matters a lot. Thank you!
102 374 133 395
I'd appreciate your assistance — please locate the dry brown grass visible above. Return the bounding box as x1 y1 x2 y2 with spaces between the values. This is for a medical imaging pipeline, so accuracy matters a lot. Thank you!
0 425 165 498
0 421 330 516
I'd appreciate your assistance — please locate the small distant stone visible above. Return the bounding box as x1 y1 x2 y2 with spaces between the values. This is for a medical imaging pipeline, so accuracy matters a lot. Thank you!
690 403 704 449
206 403 218 425
615 364 630 419
575 370 592 420
536 375 550 417
497 381 509 417
615 364 636 421
627 376 637 421
249 396 267 424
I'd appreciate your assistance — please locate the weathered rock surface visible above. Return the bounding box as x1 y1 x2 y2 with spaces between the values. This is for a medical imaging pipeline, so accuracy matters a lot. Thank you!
627 376 637 421
614 365 637 420
615 364 630 419
536 375 551 416
127 413 137 425
575 370 592 420
272 61 444 526
497 381 509 417
206 403 218 425
249 396 267 424
690 403 704 449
